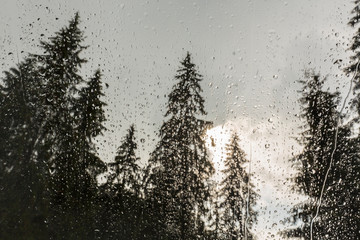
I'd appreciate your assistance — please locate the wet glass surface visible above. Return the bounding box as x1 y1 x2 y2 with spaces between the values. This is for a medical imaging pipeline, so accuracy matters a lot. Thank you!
0 1 359 239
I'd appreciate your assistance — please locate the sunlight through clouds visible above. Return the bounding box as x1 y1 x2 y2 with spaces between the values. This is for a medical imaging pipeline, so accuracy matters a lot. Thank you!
205 117 304 239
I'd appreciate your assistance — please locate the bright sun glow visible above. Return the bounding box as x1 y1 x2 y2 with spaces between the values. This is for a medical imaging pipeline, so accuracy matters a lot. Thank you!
205 124 234 177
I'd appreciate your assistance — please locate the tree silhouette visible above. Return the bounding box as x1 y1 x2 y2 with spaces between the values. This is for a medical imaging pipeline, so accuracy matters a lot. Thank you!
31 13 106 239
108 124 141 195
146 52 214 239
0 58 50 239
74 69 107 183
220 132 258 240
346 0 360 117
284 72 360 239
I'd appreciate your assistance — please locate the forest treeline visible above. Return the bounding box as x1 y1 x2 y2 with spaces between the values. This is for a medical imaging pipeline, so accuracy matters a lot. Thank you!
0 13 257 240
0 3 359 240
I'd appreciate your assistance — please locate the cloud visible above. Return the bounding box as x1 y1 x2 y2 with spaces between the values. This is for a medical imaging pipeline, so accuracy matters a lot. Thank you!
206 115 304 239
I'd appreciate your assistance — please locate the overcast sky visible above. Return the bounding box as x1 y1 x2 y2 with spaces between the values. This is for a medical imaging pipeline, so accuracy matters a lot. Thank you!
0 0 356 239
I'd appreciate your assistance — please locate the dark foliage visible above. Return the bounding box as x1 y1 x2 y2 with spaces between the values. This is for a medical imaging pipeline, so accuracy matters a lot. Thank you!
0 13 107 239
283 72 360 239
346 0 360 117
145 52 214 240
3 5 359 240
219 133 258 240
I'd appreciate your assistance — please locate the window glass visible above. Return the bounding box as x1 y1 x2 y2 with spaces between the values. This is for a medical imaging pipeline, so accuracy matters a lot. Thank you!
0 1 358 239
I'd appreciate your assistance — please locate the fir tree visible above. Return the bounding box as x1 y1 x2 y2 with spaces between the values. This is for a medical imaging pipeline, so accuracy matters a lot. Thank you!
207 184 225 240
284 72 360 239
0 58 50 239
31 13 106 238
346 0 360 116
108 124 141 195
99 125 144 239
0 13 110 239
146 52 214 239
220 132 257 240
74 69 107 183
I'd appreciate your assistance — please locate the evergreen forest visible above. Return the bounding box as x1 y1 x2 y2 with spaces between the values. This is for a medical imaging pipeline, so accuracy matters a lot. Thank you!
0 2 359 240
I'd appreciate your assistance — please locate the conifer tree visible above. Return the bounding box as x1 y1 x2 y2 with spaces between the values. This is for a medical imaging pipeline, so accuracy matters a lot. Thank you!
32 13 106 238
212 194 223 240
74 69 107 183
108 124 141 195
0 58 50 239
207 184 224 240
284 72 360 239
37 13 83 203
146 52 214 239
346 0 360 116
99 125 144 239
220 132 257 240
0 13 109 239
